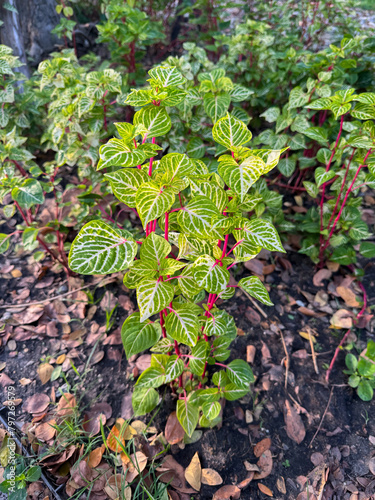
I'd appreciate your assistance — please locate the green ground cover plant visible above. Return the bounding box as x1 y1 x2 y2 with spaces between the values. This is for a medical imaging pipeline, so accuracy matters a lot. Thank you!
68 65 285 435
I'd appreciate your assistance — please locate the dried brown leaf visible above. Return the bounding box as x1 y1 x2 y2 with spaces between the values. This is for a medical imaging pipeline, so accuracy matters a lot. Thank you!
313 269 332 287
254 438 271 458
336 286 360 308
35 420 56 441
254 450 273 479
258 483 273 497
165 411 185 445
37 363 54 385
276 476 286 494
23 393 50 414
87 445 105 468
283 399 305 444
201 468 223 486
330 309 353 329
185 452 201 491
212 485 241 500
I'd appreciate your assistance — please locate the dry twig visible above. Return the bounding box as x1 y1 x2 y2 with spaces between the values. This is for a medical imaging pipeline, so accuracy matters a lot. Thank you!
309 387 334 448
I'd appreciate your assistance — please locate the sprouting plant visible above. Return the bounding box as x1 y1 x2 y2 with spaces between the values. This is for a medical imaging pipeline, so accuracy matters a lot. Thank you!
0 454 42 500
344 340 375 401
69 65 285 437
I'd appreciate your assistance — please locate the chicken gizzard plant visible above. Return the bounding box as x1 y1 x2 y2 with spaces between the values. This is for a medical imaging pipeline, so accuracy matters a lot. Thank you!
69 66 285 436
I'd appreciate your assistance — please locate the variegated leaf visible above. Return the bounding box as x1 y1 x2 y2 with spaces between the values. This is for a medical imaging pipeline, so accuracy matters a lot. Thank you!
134 106 171 137
238 276 273 306
178 264 203 298
140 232 171 264
193 255 230 294
203 92 231 122
137 278 174 322
190 180 228 213
69 221 137 275
97 139 146 170
212 113 252 150
165 302 201 346
190 340 210 376
242 219 285 252
148 66 186 87
165 355 185 383
160 152 195 182
104 168 148 207
226 359 254 389
177 195 222 240
223 384 249 401
132 387 159 416
136 366 165 388
121 312 160 358
136 182 175 227
204 314 227 337
176 399 199 437
202 401 221 420
218 155 265 202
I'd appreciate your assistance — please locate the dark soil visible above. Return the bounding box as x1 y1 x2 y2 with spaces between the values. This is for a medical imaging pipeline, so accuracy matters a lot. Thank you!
1 248 375 499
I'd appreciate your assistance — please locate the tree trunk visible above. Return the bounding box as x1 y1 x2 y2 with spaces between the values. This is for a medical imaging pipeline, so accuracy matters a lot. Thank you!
0 0 61 73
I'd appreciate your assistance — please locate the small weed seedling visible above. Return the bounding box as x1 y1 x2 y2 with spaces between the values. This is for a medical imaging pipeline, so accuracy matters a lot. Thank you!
344 340 375 401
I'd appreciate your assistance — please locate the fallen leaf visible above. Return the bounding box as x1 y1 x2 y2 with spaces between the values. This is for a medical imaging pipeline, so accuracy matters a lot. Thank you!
56 354 66 365
19 378 32 386
212 485 241 500
237 472 254 489
254 438 271 458
56 393 76 418
11 269 22 278
201 468 223 486
3 398 22 406
165 411 185 445
298 306 325 318
108 419 136 452
37 363 54 385
23 393 50 414
185 452 201 491
258 483 273 497
313 269 332 287
244 462 260 473
131 420 147 434
299 331 316 343
123 451 148 481
276 476 286 494
87 445 105 468
35 420 56 441
254 450 273 479
246 345 256 364
13 304 44 325
369 457 375 475
91 350 104 365
330 309 353 329
336 286 360 308
283 399 305 444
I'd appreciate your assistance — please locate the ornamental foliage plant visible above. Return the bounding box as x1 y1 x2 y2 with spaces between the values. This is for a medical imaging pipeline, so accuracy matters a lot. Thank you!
344 340 375 401
68 66 285 436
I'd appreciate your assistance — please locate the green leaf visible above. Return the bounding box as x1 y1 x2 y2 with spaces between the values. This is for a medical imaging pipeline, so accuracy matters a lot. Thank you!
242 219 285 252
203 92 231 122
348 374 360 388
140 232 171 263
230 84 253 102
359 241 375 258
121 312 160 358
176 399 199 437
69 221 137 275
136 366 165 388
148 66 186 87
303 181 319 198
178 264 203 298
226 359 254 389
260 107 280 123
212 113 252 150
165 302 201 346
218 155 265 202
315 167 336 188
104 168 148 208
351 103 375 120
0 234 10 254
22 227 38 250
204 314 227 337
223 383 249 401
193 254 230 294
26 466 41 482
357 380 373 401
177 195 222 239
345 353 358 373
306 97 332 110
303 127 328 144
202 401 221 420
137 278 174 322
136 181 175 227
126 89 152 106
316 148 331 164
160 152 195 182
134 106 172 138
165 356 184 383
190 340 209 376
12 179 43 209
330 102 351 119
278 157 296 177
97 139 147 170
289 86 309 109
186 138 205 159
132 387 159 416
238 276 273 306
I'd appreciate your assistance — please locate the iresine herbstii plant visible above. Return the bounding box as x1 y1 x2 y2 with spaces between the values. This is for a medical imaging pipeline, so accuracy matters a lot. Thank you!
68 66 285 437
